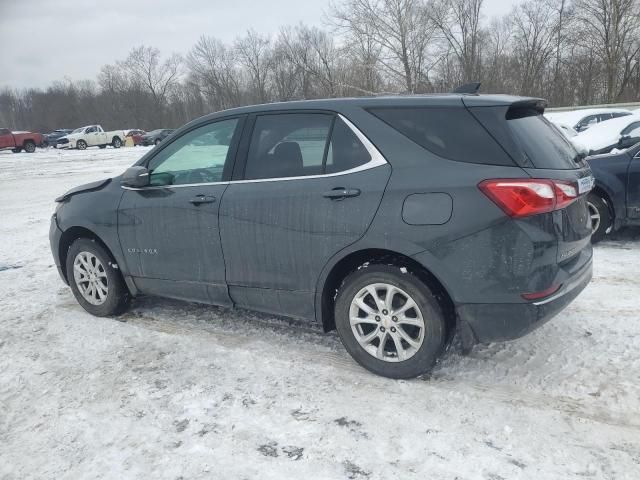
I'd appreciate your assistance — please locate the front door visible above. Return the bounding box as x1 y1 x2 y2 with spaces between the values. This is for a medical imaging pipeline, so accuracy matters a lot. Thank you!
118 117 244 305
219 112 391 319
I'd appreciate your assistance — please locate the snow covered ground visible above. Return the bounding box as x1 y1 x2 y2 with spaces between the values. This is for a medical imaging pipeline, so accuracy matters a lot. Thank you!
1 147 639 479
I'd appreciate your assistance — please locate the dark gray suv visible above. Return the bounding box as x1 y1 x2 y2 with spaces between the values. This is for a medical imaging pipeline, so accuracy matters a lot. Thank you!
50 95 594 378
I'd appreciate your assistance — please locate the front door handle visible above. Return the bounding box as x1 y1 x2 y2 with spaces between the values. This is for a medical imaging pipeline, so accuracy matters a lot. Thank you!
189 195 216 205
322 187 361 200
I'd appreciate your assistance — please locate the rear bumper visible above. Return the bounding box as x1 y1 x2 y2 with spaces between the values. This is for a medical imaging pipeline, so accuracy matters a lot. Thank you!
457 255 592 343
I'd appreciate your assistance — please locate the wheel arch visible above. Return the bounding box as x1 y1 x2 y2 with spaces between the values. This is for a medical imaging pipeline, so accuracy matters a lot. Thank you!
58 226 118 283
591 183 616 219
316 247 456 344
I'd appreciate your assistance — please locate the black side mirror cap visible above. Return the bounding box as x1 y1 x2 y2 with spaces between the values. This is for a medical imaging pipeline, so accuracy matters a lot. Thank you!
121 166 150 188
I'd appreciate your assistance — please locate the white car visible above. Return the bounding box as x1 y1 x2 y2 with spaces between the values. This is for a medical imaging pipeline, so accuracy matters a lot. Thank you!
57 125 126 150
545 108 631 133
571 113 640 155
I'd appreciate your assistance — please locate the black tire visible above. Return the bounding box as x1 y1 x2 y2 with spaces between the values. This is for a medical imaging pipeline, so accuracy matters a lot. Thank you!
112 137 122 148
65 238 130 317
99 145 107 149
23 140 36 153
334 265 446 379
76 140 87 150
11 148 21 153
587 193 612 243
154 138 161 146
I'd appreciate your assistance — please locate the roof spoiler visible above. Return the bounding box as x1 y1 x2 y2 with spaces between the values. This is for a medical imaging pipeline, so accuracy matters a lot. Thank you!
452 82 481 94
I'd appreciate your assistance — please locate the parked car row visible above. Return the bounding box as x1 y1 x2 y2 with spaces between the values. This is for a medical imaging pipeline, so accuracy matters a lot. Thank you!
0 125 176 153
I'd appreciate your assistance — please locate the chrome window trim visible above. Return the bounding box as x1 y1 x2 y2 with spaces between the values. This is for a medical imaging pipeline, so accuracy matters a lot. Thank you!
121 113 388 191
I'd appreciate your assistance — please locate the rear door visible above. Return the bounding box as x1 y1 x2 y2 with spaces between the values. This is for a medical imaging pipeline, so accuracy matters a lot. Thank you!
219 111 390 319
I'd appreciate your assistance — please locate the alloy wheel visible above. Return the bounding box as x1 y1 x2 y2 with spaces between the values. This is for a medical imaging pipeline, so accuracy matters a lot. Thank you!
349 283 425 362
587 201 601 234
73 251 108 305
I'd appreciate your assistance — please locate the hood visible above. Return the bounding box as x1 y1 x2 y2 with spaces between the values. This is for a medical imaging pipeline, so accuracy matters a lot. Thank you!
55 178 111 202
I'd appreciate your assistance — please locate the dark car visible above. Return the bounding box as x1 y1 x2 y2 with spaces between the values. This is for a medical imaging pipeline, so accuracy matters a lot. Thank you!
586 143 640 242
49 95 594 379
44 129 73 147
140 129 174 146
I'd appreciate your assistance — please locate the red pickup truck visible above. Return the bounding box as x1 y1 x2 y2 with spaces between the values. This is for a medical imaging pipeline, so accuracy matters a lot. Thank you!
0 128 44 153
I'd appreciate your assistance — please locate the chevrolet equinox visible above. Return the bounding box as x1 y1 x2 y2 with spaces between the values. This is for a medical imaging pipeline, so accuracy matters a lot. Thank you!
50 95 594 379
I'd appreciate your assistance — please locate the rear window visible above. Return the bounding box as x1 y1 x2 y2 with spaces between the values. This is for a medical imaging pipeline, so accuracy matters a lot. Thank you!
469 106 582 170
504 108 580 169
368 107 514 166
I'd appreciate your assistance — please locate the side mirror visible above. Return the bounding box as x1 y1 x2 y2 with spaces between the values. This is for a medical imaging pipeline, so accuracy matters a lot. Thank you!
619 134 631 147
121 166 150 188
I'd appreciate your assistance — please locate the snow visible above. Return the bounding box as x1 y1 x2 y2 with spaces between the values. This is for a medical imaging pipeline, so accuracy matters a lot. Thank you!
545 108 632 128
571 113 640 152
1 147 640 479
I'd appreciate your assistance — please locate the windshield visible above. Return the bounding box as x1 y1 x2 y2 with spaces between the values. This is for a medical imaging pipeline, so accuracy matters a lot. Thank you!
72 127 84 134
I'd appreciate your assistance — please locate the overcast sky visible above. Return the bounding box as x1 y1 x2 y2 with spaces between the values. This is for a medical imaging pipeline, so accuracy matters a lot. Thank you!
0 0 519 89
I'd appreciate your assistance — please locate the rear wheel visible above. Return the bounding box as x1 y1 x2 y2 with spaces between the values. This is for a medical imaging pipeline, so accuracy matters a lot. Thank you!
65 238 130 316
99 145 107 149
11 148 21 153
112 137 122 148
587 193 612 243
76 140 87 150
335 265 446 379
23 140 36 153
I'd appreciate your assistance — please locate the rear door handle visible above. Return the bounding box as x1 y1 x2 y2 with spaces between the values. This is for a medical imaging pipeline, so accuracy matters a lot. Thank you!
322 188 361 200
189 195 216 205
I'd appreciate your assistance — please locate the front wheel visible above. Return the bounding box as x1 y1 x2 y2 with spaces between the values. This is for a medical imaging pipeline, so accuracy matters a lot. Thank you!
335 265 446 379
76 140 87 150
66 238 130 316
154 138 161 146
587 193 612 243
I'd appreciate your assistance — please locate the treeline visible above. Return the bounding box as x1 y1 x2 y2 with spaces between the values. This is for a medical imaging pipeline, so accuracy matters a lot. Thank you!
2 0 640 132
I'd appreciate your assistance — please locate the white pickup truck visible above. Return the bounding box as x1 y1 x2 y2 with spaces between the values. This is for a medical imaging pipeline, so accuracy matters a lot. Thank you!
56 125 126 150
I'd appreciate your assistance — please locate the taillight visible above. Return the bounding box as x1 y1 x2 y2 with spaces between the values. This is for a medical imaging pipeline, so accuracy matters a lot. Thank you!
479 179 579 218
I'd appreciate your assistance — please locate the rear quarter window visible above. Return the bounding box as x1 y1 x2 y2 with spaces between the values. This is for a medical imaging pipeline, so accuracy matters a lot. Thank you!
368 107 514 166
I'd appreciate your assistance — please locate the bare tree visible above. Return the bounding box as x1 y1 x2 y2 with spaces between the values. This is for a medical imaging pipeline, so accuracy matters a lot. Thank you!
330 0 438 92
509 0 562 96
431 0 485 84
121 46 182 109
235 30 273 103
187 36 242 110
574 0 640 102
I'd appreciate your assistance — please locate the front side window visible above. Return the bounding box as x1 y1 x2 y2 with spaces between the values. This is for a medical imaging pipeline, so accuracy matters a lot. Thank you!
147 118 239 186
244 114 371 180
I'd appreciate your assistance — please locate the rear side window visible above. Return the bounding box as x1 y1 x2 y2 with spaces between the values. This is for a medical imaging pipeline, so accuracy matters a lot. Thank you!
244 114 371 180
368 107 514 166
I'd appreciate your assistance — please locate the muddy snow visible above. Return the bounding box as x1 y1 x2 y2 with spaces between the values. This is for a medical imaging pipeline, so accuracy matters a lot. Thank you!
0 147 639 479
